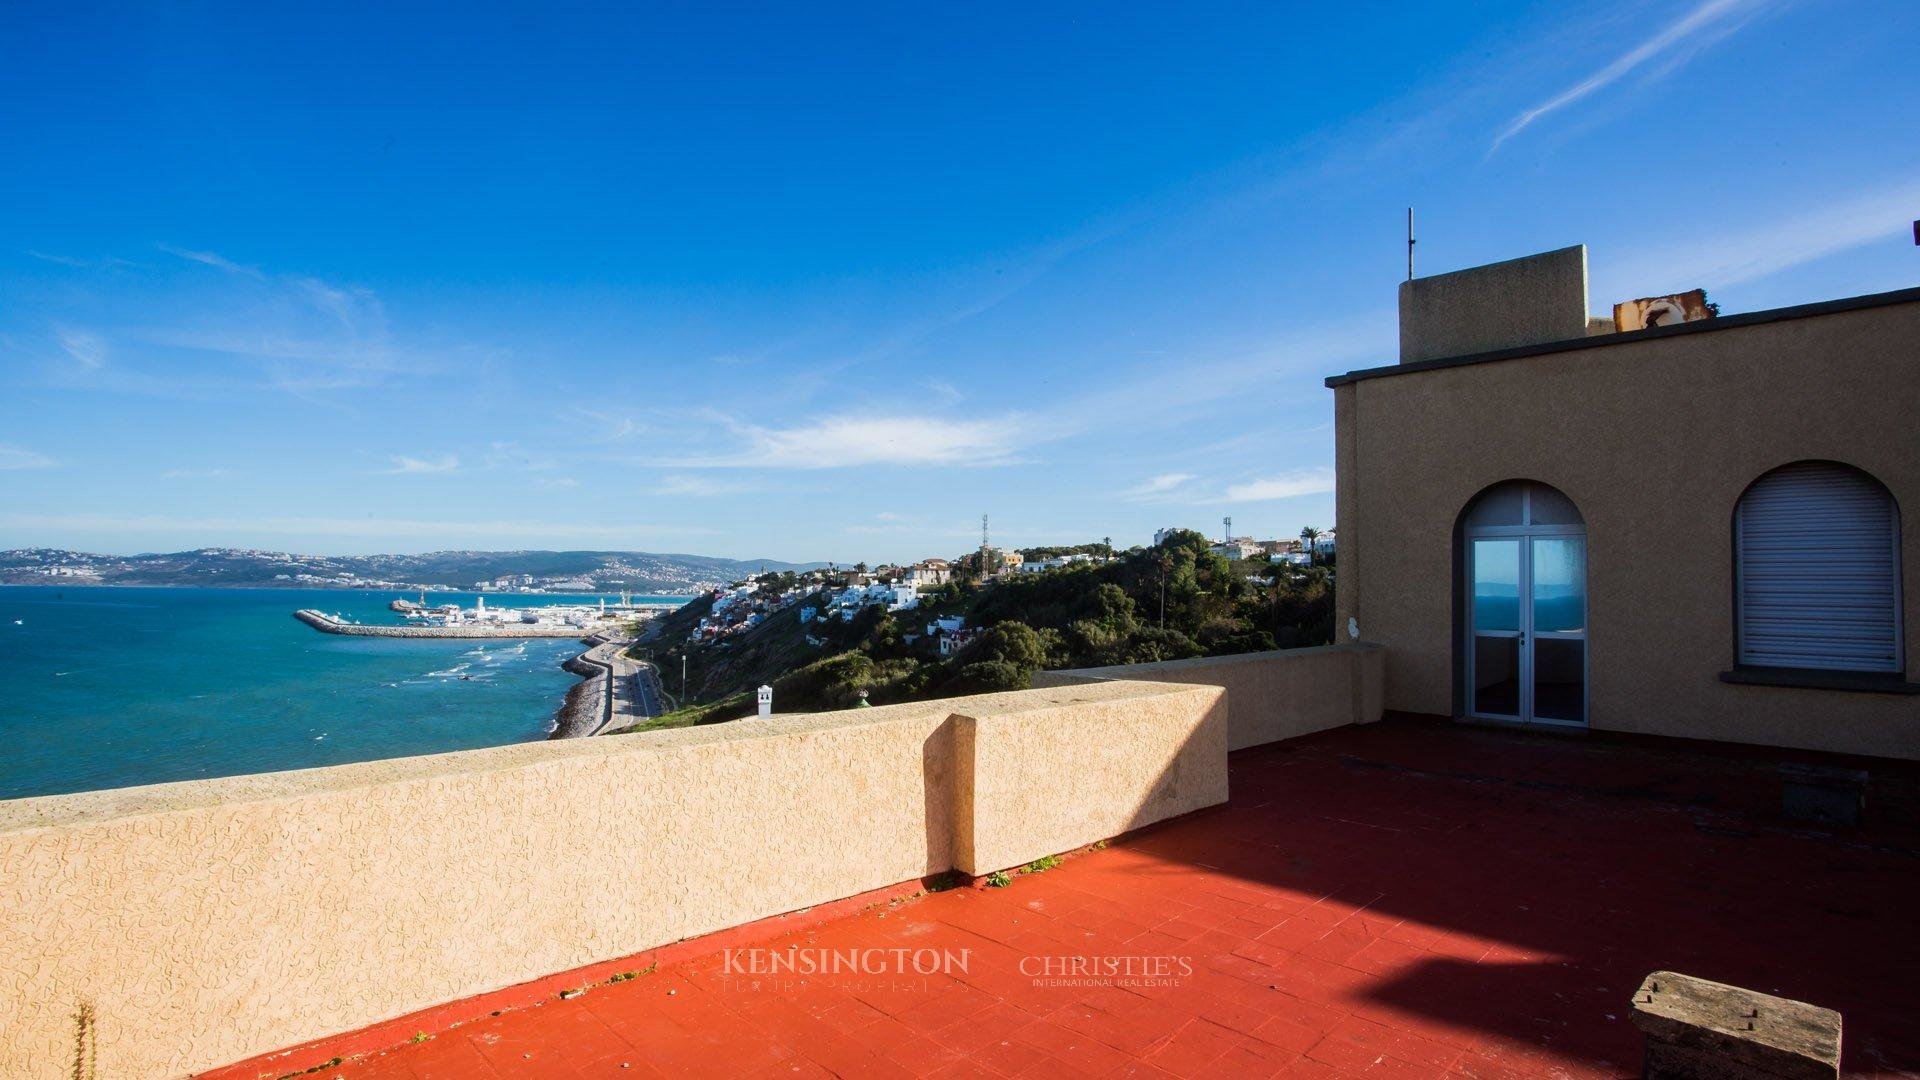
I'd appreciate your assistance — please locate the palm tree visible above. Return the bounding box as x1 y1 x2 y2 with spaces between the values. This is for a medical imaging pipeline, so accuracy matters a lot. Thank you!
1300 526 1322 566
1101 536 1113 562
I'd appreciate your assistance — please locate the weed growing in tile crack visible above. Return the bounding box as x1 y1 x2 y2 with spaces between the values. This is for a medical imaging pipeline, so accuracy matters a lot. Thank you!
1023 855 1061 874
986 871 1012 888
410 1032 432 1044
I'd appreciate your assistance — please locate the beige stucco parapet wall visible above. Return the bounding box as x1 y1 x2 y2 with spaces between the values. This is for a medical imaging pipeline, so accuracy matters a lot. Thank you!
0 671 1297 1080
1034 644 1386 750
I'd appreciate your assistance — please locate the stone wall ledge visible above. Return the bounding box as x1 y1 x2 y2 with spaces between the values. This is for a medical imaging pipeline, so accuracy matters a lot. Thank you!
0 647 1382 1080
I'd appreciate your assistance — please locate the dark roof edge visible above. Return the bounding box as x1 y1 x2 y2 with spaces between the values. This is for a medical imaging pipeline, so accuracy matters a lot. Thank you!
1324 284 1920 389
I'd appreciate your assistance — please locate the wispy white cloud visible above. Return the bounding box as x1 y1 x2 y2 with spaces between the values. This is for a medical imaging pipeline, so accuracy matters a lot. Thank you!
1491 0 1778 151
130 244 432 398
480 441 560 473
566 408 641 443
1604 175 1920 294
0 445 58 470
1054 313 1395 437
1122 473 1198 503
534 476 580 489
157 243 265 279
54 326 106 369
27 251 143 270
922 379 964 403
1224 468 1336 503
1114 467 1336 507
649 474 751 497
839 512 1013 541
674 414 1031 469
380 453 460 475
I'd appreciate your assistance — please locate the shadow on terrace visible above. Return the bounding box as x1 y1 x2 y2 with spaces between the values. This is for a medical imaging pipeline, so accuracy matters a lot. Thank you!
1101 718 1920 1076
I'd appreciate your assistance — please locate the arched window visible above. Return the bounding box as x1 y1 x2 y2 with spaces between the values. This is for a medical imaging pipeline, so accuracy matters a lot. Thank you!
1736 462 1903 673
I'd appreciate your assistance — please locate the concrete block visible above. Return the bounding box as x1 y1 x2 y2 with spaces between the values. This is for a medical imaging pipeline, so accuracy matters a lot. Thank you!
1630 970 1840 1080
1779 763 1867 827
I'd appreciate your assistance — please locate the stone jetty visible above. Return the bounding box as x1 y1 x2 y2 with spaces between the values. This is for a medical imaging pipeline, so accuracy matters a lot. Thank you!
293 609 592 639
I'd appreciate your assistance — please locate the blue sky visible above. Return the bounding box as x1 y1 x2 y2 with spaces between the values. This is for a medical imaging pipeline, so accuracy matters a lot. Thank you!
2 1 1915 564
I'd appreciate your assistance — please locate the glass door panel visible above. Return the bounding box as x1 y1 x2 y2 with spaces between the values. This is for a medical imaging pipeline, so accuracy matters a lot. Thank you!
1530 538 1586 633
1473 636 1521 716
1472 540 1521 630
1531 638 1585 723
1470 539 1522 718
1530 537 1586 725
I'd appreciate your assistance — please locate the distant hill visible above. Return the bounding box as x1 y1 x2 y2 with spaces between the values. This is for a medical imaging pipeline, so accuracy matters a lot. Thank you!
0 547 820 594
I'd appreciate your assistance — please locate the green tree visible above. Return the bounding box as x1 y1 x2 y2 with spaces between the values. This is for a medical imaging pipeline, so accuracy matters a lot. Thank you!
968 621 1046 671
948 660 1030 694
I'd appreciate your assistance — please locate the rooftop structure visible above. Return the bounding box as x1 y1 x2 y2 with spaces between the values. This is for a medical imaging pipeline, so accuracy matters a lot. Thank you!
1332 251 1918 752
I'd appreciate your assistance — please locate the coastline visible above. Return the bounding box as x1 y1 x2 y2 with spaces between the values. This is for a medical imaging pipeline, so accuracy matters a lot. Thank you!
548 649 613 739
0 586 613 800
548 635 663 738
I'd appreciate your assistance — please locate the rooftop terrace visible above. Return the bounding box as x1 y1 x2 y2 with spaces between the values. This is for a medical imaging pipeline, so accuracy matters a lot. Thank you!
203 718 1920 1079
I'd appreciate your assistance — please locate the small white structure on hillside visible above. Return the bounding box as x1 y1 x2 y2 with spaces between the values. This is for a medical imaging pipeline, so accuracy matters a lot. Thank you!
757 684 773 719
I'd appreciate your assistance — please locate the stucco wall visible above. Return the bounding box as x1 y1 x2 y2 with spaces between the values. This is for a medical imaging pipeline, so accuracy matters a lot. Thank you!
1335 295 1920 758
1398 245 1590 363
0 679 1230 1080
955 683 1227 874
1034 644 1384 750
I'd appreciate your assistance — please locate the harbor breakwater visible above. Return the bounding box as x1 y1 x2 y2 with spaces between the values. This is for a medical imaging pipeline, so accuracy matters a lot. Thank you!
293 609 592 639
292 609 628 741
550 649 614 739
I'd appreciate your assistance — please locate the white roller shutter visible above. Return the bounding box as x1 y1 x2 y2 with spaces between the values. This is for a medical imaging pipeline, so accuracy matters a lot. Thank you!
1737 462 1902 672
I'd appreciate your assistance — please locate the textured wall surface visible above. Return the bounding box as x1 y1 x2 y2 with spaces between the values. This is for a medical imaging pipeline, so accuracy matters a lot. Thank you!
0 678 1236 1080
1335 295 1920 758
1034 645 1384 750
955 684 1227 874
1397 245 1590 363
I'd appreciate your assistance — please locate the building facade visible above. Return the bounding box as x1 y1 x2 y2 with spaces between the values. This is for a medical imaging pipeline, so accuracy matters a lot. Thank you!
1328 250 1918 760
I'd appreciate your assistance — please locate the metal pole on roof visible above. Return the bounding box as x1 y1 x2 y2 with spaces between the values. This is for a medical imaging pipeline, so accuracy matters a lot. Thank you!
1407 207 1416 281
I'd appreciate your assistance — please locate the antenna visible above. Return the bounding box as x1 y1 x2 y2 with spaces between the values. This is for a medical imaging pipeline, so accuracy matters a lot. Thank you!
1223 516 1232 543
981 514 991 578
1407 207 1416 282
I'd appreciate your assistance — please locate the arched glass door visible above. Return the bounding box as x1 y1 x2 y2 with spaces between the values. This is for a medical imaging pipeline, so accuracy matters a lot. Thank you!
1464 482 1587 726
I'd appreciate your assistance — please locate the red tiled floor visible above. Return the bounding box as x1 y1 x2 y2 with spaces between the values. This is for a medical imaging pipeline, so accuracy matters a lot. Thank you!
202 719 1920 1079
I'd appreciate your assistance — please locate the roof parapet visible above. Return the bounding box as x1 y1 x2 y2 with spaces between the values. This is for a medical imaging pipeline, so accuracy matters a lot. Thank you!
1398 244 1591 363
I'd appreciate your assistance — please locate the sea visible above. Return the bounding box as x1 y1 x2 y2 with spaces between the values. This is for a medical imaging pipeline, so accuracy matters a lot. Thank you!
0 586 690 801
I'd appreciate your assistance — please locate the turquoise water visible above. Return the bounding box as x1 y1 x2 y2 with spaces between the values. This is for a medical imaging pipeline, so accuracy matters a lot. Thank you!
0 586 689 801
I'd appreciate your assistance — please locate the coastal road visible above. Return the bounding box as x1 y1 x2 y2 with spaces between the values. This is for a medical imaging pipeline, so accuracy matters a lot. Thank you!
580 639 664 734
